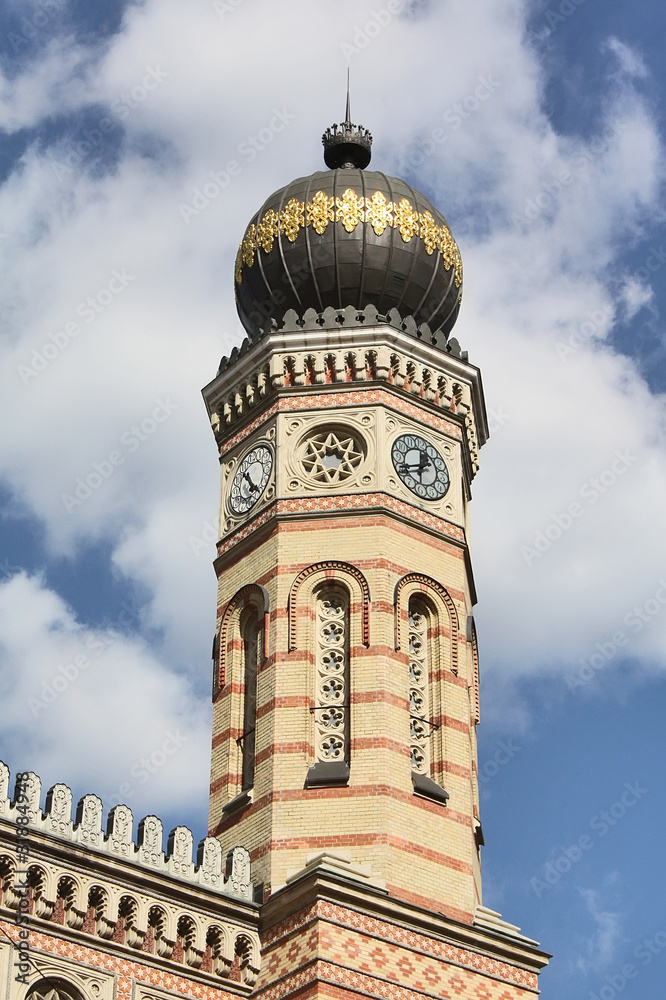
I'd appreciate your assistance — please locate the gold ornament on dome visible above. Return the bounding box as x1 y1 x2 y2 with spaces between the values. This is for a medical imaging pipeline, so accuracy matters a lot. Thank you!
336 187 366 233
241 224 256 268
366 190 393 235
420 210 440 256
233 190 463 290
440 224 463 287
280 197 305 242
307 190 335 235
393 198 420 243
257 208 279 253
234 243 244 285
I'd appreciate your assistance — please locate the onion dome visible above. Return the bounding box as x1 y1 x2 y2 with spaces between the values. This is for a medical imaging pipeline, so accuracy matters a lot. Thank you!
234 100 462 343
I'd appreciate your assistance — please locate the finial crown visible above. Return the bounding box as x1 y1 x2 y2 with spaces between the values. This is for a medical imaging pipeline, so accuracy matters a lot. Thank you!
322 74 372 169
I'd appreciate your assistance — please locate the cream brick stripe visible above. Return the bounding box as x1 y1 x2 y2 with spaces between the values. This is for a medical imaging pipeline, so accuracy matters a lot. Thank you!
215 513 466 576
217 494 464 558
248 833 473 874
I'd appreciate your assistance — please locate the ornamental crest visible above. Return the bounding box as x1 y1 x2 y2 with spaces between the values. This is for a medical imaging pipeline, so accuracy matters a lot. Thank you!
440 225 463 286
307 190 335 235
256 209 279 253
234 243 243 285
241 224 256 268
335 187 365 233
279 198 305 242
393 198 419 243
420 210 440 256
366 190 393 235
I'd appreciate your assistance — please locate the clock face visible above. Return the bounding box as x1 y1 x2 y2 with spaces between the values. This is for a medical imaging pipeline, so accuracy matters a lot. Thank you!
229 445 273 515
391 433 450 500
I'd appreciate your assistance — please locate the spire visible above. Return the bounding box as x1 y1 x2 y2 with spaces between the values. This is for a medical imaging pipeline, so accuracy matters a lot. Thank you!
345 68 351 125
322 73 372 170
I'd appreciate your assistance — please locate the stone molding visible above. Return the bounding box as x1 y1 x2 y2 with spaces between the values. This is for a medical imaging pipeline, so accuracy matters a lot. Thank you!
217 584 270 691
393 572 461 667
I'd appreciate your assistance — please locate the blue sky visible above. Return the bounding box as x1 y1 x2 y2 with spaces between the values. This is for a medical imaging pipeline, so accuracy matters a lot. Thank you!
0 1 665 996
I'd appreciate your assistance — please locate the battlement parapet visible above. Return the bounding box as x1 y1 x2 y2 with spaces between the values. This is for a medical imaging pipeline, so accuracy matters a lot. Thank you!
0 763 252 902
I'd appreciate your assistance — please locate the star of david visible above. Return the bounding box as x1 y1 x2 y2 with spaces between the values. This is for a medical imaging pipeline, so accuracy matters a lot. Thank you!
301 431 363 485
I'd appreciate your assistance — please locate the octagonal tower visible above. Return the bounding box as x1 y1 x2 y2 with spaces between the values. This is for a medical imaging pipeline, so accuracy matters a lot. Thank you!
202 102 549 1000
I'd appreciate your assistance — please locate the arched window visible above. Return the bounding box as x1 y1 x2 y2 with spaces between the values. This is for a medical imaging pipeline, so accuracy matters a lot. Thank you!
27 980 84 1000
306 587 350 786
240 608 259 792
215 584 268 813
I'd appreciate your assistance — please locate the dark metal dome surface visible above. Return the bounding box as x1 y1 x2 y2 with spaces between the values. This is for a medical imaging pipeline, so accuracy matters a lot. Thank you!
234 107 462 341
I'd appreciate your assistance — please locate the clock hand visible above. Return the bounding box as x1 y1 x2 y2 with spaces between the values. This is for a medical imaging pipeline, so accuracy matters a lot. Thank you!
397 454 432 479
242 470 259 493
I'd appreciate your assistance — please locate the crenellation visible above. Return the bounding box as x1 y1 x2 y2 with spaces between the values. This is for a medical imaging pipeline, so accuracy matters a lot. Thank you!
0 762 255 902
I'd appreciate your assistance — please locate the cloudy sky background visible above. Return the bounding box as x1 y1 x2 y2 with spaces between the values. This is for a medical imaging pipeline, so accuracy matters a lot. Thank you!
0 0 664 995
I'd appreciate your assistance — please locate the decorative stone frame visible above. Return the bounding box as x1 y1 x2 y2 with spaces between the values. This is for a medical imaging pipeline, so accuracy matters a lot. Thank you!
220 426 277 537
217 585 269 693
288 562 370 653
282 412 377 497
215 585 269 811
20 962 111 1000
287 562 370 788
394 573 461 805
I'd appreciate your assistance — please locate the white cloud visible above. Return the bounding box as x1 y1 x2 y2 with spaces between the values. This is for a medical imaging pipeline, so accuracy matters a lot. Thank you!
0 572 210 816
602 37 649 79
575 884 623 973
619 276 654 320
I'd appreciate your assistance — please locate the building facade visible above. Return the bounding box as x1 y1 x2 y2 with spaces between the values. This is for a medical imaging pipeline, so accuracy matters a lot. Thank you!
0 109 549 1000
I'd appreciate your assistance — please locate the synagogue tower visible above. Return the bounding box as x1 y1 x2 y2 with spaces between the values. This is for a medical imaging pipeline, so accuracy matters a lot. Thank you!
201 103 550 998
0 100 549 1000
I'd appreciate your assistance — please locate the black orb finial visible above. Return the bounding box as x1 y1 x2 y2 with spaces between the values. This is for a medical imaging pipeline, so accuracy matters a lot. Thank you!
322 71 372 170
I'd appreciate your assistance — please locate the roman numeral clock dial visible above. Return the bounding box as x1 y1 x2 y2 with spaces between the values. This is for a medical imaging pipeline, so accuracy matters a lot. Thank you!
229 444 273 515
391 433 450 500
